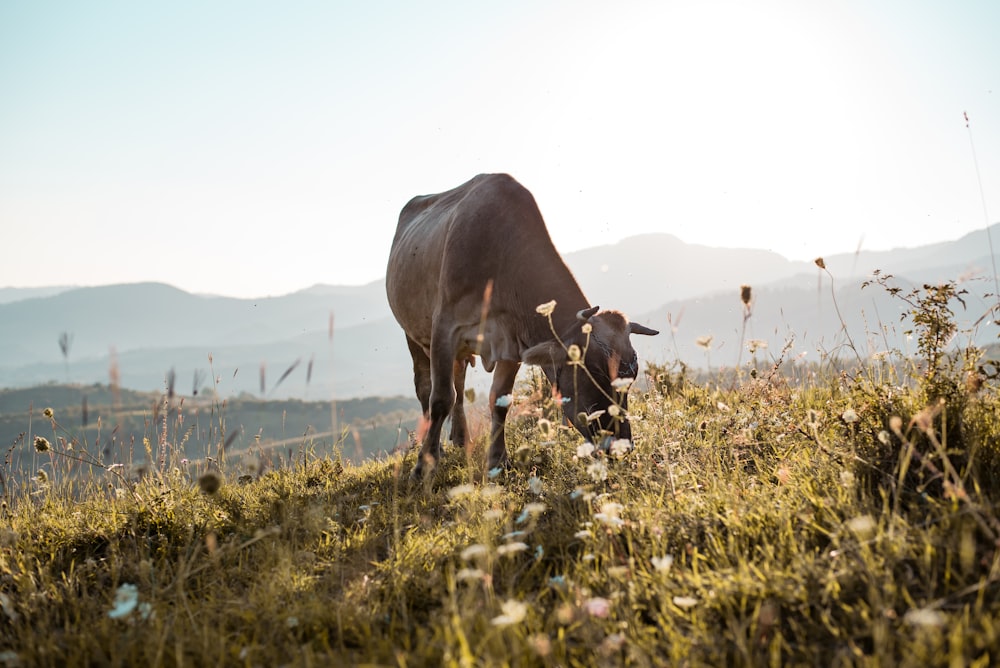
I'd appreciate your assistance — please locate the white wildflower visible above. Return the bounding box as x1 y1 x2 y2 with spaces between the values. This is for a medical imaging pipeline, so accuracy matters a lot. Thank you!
846 515 876 538
611 377 634 391
594 501 624 527
535 300 556 317
651 555 674 573
609 439 632 458
528 476 543 495
587 459 609 482
497 542 529 556
576 442 596 459
492 599 528 626
108 583 139 619
903 608 947 628
583 597 611 618
461 544 489 561
447 484 475 499
673 596 699 609
842 408 859 424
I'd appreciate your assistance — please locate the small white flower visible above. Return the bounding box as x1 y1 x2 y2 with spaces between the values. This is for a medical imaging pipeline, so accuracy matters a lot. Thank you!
456 568 485 582
576 442 596 459
447 484 475 499
594 501 624 526
108 584 139 619
574 529 592 539
497 542 529 556
461 544 489 561
492 599 528 626
609 439 632 458
903 608 947 628
878 430 891 445
535 300 557 317
567 345 582 363
673 596 698 609
528 476 543 495
583 597 611 618
842 409 859 424
0 593 19 622
587 459 609 482
286 616 299 628
611 377 634 391
607 404 621 418
846 515 876 538
581 323 593 334
651 555 674 573
495 394 512 408
523 502 546 517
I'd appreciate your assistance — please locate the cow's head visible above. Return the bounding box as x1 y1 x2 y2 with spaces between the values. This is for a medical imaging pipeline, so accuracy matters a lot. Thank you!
523 306 659 448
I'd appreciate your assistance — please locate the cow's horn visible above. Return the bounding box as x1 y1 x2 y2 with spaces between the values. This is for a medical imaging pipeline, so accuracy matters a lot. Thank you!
576 306 600 321
629 322 659 336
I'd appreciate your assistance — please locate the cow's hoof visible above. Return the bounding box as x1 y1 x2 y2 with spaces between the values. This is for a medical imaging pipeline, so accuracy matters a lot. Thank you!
409 453 441 482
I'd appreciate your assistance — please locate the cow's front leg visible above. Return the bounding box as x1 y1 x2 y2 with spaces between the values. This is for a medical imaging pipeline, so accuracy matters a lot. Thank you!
486 360 520 471
411 325 458 479
449 358 469 447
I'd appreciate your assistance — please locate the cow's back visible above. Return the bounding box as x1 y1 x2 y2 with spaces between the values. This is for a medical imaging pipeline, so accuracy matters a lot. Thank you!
386 173 559 347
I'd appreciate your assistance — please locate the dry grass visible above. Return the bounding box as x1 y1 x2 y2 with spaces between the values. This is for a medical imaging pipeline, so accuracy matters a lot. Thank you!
2 281 1000 666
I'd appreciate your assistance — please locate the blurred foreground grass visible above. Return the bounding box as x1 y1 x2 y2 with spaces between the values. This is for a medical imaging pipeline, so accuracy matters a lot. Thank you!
2 357 1000 667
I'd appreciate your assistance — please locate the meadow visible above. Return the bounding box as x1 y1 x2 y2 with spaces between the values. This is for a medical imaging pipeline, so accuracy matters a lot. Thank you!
1 276 999 667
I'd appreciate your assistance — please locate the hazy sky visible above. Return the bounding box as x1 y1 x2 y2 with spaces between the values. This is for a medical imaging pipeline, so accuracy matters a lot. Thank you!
2 0 998 298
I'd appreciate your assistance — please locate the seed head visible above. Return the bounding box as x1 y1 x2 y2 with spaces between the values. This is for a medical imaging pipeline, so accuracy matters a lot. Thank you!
43 407 54 419
198 471 222 495
535 300 556 317
740 285 752 307
814 257 826 270
33 436 51 453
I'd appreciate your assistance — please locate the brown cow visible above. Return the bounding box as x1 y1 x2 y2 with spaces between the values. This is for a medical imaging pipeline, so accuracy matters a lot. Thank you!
386 173 658 478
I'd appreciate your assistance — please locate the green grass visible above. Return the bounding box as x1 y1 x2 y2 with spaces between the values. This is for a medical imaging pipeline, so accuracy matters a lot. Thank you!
2 278 999 666
2 363 999 667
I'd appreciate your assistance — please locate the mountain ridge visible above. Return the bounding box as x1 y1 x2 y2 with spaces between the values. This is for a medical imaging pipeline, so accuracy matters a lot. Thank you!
1 224 996 399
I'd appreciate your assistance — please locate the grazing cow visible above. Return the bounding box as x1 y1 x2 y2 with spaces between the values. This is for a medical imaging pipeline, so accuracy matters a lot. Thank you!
386 173 658 478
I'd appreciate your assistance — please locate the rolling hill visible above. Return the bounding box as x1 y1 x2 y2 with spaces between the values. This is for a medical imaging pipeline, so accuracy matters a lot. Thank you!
1 224 997 400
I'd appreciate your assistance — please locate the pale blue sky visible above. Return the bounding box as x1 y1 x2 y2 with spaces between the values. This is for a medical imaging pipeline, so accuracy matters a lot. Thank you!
2 0 998 298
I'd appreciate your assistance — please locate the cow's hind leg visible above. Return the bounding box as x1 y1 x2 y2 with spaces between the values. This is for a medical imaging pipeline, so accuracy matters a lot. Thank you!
405 335 432 416
449 358 470 447
486 360 520 471
411 323 457 479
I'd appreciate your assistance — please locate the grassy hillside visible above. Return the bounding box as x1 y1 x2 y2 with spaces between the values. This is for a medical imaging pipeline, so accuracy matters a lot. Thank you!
1 283 999 666
0 384 421 488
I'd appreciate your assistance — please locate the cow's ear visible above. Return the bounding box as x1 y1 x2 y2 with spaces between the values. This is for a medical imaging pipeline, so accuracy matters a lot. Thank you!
522 341 568 368
629 322 659 336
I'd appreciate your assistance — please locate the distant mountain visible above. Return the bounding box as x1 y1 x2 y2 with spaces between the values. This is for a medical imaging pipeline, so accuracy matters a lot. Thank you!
0 286 76 304
0 225 996 399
